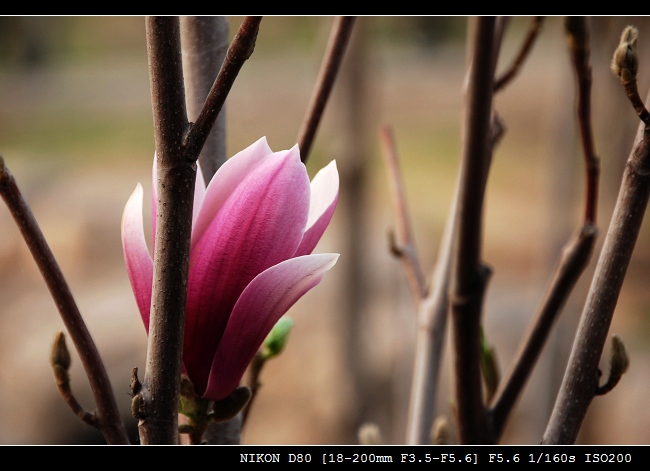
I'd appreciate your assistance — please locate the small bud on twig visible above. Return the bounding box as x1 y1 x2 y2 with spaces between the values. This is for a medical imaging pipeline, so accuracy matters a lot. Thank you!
210 386 252 422
611 26 639 80
358 423 383 445
431 416 451 445
50 331 71 374
260 316 294 360
596 334 630 395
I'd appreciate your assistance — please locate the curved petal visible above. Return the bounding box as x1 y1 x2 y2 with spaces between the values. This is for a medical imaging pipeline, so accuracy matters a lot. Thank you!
203 253 339 401
191 137 273 248
294 160 339 257
121 183 153 332
184 146 310 393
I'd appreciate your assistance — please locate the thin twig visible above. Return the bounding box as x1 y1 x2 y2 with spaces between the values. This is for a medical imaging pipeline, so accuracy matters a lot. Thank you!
488 16 600 442
494 17 545 92
184 16 262 163
566 17 599 225
297 16 356 163
489 225 596 440
449 16 496 444
180 16 229 182
0 156 128 444
380 125 427 300
241 353 265 426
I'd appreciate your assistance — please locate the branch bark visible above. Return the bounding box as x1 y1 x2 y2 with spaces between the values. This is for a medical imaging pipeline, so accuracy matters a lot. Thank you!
489 16 600 442
449 16 496 444
542 106 650 444
140 16 192 445
297 16 356 163
0 157 129 444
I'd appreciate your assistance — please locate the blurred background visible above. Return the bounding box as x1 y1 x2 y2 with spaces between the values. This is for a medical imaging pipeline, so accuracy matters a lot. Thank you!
0 16 649 444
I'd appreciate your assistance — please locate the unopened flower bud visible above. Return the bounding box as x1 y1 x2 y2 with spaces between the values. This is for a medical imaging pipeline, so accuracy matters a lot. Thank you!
431 416 451 445
358 423 383 445
610 334 629 379
50 331 71 371
611 26 639 80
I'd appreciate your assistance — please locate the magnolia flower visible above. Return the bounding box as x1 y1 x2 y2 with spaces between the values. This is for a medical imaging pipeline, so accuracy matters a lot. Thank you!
122 137 339 401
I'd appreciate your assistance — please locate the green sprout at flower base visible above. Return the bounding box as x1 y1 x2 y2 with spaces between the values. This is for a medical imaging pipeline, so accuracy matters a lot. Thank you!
260 316 294 361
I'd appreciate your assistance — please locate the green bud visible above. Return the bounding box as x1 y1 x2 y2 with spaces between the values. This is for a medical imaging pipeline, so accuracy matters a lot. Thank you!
479 328 499 403
261 316 294 360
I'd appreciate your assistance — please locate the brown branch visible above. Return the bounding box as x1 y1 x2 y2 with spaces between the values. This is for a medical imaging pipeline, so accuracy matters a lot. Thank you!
183 16 262 164
494 17 544 92
404 29 506 444
380 125 427 300
566 17 599 225
180 16 229 182
449 16 496 445
241 353 265 427
543 97 650 444
489 225 596 440
0 156 128 444
488 16 600 441
297 16 356 163
140 16 192 445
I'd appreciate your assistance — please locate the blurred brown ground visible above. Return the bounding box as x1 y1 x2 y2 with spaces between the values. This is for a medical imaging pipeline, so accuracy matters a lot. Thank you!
0 17 649 444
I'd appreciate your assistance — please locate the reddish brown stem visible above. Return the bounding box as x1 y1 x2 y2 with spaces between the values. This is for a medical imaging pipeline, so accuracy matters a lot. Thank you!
0 157 128 445
297 16 356 163
450 16 496 444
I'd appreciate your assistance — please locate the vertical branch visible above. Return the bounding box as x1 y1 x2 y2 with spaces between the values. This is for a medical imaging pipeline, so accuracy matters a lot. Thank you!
140 16 193 445
297 16 356 163
180 16 229 182
450 16 496 444
0 157 129 445
405 17 508 445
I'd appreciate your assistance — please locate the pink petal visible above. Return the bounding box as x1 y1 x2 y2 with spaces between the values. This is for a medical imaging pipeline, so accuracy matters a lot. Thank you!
191 137 273 248
294 160 339 257
193 162 207 229
121 183 153 332
204 253 339 401
184 146 310 393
